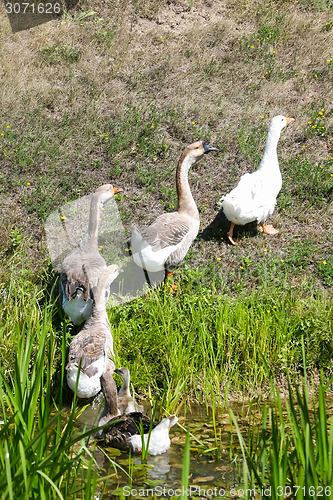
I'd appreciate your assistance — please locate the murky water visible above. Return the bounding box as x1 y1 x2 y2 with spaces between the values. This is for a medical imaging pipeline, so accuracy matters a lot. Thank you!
74 399 253 498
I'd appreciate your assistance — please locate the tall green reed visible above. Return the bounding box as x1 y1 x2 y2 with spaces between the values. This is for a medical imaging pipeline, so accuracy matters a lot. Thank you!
231 351 333 499
0 284 114 499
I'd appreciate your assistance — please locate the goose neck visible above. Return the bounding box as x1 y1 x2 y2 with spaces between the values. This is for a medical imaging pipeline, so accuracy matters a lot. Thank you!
102 376 119 417
92 283 107 313
176 153 198 216
92 305 109 324
119 378 131 397
259 126 281 170
86 195 102 246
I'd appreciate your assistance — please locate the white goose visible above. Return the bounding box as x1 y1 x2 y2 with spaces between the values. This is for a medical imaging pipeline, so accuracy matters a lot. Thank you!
66 264 122 399
131 140 218 274
114 367 144 414
96 371 178 456
219 115 294 245
60 184 122 325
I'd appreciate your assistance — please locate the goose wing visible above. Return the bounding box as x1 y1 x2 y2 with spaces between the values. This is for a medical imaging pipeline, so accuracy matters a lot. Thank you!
139 213 191 252
60 248 106 301
102 413 157 441
60 268 90 301
67 331 108 377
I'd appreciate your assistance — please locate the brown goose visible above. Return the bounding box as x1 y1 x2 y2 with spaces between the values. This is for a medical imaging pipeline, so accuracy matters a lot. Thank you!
66 264 122 399
96 371 178 456
131 141 217 274
60 184 122 325
114 367 143 414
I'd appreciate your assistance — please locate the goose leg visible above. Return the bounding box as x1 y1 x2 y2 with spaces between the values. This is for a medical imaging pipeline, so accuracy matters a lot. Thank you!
164 269 177 294
259 222 279 235
227 222 238 246
165 270 173 280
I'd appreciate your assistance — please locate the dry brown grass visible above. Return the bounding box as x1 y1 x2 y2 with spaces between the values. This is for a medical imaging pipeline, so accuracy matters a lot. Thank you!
0 0 332 288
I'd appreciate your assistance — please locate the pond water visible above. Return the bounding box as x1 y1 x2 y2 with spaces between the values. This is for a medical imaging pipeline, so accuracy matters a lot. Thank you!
74 399 254 499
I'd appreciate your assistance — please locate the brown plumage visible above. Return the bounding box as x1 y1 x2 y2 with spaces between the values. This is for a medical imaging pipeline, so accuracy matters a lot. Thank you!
96 371 178 456
131 141 218 273
66 264 122 399
114 367 143 414
60 184 122 325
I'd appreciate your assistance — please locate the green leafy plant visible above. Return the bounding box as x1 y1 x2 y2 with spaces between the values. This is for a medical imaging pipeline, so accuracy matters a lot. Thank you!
232 352 333 498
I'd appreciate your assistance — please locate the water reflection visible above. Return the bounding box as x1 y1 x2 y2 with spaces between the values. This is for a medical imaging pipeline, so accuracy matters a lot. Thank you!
71 400 247 498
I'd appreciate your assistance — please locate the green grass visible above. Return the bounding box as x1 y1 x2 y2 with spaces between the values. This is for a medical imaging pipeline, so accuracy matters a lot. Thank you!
232 355 333 499
108 269 332 401
0 285 101 499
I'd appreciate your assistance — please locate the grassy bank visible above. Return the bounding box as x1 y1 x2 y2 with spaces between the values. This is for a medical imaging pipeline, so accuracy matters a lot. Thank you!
1 277 332 497
1 264 332 404
0 0 332 495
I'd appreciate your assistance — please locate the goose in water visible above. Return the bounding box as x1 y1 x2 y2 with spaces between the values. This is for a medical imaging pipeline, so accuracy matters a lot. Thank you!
60 184 122 325
114 367 143 414
96 371 178 456
131 140 218 275
219 115 294 245
66 264 122 399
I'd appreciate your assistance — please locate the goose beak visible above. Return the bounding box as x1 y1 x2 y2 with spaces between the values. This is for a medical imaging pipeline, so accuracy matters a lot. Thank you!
113 187 123 194
286 117 295 124
202 141 218 153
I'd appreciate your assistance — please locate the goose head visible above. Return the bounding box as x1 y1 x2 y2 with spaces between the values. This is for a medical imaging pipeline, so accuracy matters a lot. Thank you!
114 367 130 384
114 367 131 396
95 264 123 306
270 115 295 133
183 140 218 164
95 184 123 204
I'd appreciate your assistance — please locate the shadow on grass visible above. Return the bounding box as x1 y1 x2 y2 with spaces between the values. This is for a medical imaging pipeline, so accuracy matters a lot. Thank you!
199 210 258 244
4 0 80 33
